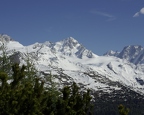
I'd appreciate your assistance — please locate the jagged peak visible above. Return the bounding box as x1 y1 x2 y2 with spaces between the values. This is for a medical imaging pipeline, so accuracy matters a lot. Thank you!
65 36 77 41
61 37 79 46
119 45 144 57
56 37 80 49
104 50 116 55
108 45 144 64
103 50 120 57
123 45 143 50
52 37 96 58
63 37 78 42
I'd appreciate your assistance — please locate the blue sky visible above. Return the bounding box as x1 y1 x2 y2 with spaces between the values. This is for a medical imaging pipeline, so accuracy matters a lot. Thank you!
0 0 144 55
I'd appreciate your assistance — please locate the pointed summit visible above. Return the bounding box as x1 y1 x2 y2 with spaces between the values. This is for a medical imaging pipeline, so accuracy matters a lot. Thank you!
65 37 78 43
53 37 97 58
61 37 79 49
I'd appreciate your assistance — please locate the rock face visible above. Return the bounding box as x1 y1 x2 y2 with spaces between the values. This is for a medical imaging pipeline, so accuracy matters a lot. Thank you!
117 45 144 64
104 45 144 64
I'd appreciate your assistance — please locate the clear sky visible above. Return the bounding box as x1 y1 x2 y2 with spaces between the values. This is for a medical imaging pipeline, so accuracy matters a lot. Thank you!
0 0 144 55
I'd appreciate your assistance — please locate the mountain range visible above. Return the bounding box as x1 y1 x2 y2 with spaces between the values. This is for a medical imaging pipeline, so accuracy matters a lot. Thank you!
104 45 144 65
1 34 144 114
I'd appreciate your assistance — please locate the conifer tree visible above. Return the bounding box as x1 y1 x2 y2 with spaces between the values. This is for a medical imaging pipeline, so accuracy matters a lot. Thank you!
0 63 94 115
56 82 93 115
43 73 60 115
0 63 48 115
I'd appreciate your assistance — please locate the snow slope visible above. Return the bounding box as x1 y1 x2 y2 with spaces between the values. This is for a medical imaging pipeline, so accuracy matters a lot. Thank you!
1 35 144 94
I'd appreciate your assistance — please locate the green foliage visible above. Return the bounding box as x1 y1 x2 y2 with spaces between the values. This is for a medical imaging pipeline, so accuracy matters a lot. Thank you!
0 63 93 115
0 64 46 115
43 74 60 114
56 82 93 115
118 104 129 115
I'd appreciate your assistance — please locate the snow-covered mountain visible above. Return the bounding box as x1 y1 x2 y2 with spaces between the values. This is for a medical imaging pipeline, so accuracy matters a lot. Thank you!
1 34 144 96
103 50 120 57
104 45 144 64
